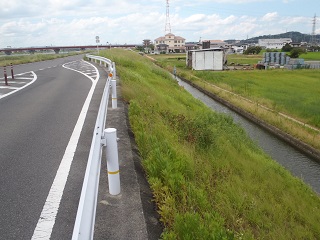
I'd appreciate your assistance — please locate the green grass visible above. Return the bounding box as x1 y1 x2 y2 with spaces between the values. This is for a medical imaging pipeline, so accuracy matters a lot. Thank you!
101 49 320 239
0 52 87 66
300 52 320 61
226 54 263 66
193 70 320 128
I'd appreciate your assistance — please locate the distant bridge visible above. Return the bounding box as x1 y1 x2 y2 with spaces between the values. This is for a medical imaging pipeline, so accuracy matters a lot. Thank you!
0 44 141 55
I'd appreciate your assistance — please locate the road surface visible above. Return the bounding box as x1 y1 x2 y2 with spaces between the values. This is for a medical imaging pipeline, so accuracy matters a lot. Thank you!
0 55 106 239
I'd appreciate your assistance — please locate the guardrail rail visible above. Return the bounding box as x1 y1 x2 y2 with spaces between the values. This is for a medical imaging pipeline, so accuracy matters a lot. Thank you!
72 54 119 240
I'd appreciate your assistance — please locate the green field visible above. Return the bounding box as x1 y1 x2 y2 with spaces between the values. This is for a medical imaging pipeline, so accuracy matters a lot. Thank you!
227 54 263 65
194 70 320 128
300 51 320 61
101 49 320 239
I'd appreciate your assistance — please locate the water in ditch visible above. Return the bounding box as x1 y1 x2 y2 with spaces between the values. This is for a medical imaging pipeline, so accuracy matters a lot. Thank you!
176 77 320 194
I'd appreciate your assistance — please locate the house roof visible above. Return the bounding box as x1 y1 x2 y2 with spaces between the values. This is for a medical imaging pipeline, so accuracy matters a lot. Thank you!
155 32 186 41
202 40 225 43
155 37 165 41
188 48 224 52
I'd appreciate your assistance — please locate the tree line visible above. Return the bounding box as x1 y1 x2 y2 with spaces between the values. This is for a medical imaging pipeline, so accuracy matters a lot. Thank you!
243 43 320 58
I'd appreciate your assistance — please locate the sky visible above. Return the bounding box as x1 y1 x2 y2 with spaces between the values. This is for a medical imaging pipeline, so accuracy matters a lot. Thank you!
0 0 319 48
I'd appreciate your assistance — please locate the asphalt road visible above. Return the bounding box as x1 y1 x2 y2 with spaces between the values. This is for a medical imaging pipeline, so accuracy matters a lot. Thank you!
0 55 105 239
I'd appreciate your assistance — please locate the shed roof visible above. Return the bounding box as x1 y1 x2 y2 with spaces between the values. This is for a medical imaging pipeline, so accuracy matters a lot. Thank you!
188 48 224 52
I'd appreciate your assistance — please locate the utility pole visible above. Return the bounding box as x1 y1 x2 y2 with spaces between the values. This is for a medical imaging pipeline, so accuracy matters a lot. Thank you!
96 36 100 54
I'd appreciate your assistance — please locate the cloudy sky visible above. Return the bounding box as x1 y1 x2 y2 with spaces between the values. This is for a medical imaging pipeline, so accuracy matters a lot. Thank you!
0 0 319 48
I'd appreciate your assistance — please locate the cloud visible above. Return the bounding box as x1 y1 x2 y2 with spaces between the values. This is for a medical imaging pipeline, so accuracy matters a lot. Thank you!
0 0 315 47
261 12 278 22
183 14 207 23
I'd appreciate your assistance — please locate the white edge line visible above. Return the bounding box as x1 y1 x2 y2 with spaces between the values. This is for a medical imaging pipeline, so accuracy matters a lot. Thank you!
0 71 37 100
31 60 100 239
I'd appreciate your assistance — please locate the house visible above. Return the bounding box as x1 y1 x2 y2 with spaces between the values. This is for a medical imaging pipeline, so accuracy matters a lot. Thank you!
156 44 169 53
258 38 292 49
185 42 199 51
154 33 186 53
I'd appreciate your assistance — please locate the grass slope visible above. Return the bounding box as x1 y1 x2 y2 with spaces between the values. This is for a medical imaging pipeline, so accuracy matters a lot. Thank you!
101 49 320 239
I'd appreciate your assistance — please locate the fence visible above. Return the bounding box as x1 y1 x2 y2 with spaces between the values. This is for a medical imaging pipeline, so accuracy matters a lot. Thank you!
72 54 119 240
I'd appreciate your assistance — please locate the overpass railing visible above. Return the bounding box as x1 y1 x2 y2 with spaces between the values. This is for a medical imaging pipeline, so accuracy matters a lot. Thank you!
72 54 119 240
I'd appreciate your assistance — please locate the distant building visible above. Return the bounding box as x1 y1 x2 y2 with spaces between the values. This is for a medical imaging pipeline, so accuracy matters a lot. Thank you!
258 38 292 49
224 39 240 44
200 40 228 49
154 33 186 53
185 42 200 51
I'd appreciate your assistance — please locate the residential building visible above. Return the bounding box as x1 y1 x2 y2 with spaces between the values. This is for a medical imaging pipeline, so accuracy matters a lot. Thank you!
154 33 186 53
185 42 199 51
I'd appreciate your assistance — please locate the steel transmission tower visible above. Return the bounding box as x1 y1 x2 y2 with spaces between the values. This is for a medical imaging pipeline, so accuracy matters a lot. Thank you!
311 14 316 45
165 0 171 34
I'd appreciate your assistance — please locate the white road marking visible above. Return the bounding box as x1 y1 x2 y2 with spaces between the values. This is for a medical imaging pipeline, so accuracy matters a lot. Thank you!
31 60 99 239
0 72 37 100
0 81 26 84
0 86 19 90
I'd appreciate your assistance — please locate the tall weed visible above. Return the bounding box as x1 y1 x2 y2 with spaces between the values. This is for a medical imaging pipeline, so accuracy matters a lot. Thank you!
101 49 320 239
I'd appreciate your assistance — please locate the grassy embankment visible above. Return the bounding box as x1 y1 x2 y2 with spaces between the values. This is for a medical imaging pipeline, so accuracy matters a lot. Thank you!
153 53 320 151
101 49 320 239
0 52 88 67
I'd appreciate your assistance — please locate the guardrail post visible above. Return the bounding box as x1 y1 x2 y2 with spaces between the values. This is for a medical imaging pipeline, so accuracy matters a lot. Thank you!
111 80 117 109
4 66 8 86
10 63 14 80
104 128 120 195
112 62 116 78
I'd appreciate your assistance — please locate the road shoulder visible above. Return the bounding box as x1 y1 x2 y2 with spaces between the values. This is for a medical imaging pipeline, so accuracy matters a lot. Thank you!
94 68 162 239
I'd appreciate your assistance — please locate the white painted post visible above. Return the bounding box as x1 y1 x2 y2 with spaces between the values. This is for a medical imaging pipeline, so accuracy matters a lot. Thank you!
111 80 117 109
105 128 120 195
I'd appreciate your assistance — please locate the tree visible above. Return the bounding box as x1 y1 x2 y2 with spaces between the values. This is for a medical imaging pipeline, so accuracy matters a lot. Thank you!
282 43 293 52
289 48 305 58
136 46 144 52
244 46 262 55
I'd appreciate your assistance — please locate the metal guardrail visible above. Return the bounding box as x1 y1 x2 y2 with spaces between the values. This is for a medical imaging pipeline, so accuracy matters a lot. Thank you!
72 54 119 240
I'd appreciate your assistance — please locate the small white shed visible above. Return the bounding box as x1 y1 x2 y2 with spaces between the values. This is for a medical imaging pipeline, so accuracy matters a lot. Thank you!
187 48 226 71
